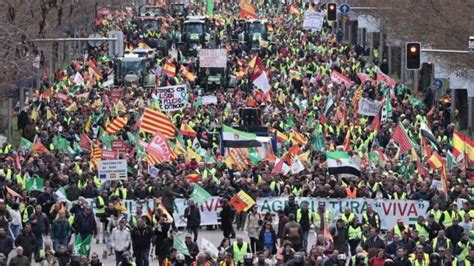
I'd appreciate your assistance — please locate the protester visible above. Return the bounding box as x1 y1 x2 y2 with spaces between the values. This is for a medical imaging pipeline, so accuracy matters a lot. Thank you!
111 219 131 266
130 219 153 266
8 246 30 266
14 223 36 262
184 199 201 242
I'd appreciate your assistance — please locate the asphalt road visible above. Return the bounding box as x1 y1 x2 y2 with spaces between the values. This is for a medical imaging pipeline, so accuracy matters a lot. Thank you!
7 227 318 265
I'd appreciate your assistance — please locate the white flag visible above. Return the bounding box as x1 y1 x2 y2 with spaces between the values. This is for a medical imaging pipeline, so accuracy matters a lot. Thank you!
74 72 84 85
291 156 305 174
201 237 218 258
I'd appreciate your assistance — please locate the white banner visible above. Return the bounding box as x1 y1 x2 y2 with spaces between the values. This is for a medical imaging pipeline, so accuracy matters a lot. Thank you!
357 98 382 116
170 197 428 230
199 49 227 68
85 196 428 230
156 85 188 111
302 12 325 31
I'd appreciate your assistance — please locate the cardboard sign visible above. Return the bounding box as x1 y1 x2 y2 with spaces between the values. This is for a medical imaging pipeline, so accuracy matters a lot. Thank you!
199 49 227 68
358 98 382 116
156 85 188 111
303 12 325 31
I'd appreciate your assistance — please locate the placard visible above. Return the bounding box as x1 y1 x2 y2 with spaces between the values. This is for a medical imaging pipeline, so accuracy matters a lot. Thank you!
98 159 127 180
156 85 188 111
111 140 125 152
101 149 118 160
199 49 227 68
202 95 218 105
358 98 382 116
302 12 325 31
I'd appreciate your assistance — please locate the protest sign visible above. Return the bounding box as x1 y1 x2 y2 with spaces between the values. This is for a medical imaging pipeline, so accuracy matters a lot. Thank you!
202 95 218 105
331 70 352 88
156 85 188 111
358 98 382 116
199 49 227 68
98 159 127 180
302 12 325 31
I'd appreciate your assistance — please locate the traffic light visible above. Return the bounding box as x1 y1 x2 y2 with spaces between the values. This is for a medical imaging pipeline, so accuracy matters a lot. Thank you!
327 3 337 21
406 42 421 70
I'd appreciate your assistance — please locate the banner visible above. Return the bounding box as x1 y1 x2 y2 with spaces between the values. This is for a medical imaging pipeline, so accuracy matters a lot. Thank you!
302 12 325 31
358 98 382 116
199 49 227 68
171 197 428 230
86 196 428 230
331 70 352 88
146 132 172 161
156 85 188 112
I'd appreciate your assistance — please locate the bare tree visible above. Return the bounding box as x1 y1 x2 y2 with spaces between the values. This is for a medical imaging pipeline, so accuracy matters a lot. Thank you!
348 0 474 71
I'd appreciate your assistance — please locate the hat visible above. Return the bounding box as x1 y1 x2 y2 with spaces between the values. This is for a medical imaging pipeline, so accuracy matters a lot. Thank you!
397 218 403 223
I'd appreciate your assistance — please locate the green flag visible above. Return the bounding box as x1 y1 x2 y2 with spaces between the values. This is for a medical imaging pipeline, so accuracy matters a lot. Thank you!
191 184 212 205
207 0 213 16
55 186 67 201
19 138 33 152
74 234 92 256
100 133 116 149
249 147 261 164
26 177 44 192
53 135 70 153
285 116 295 129
306 112 315 129
173 235 190 256
311 129 326 152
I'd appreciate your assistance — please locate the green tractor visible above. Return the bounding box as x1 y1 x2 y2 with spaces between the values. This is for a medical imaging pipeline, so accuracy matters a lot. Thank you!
137 15 169 57
238 19 275 51
176 16 211 56
199 67 228 91
113 54 155 87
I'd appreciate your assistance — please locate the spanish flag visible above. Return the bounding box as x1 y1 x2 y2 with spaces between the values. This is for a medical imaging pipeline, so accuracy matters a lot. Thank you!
179 123 197 137
105 117 128 134
290 131 308 146
240 0 258 19
426 151 445 169
289 5 301 16
180 66 196 82
452 129 466 160
163 61 176 77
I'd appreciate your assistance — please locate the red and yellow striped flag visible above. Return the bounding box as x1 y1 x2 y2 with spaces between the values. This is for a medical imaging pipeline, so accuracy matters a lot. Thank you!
105 117 128 134
163 61 176 77
140 108 176 139
145 153 162 165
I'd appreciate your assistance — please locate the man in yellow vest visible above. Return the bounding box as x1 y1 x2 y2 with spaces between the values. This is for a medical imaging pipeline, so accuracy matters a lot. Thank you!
296 202 313 250
453 248 474 266
340 207 355 226
409 245 430 266
413 215 430 240
393 218 410 238
231 235 251 265
95 190 108 244
442 203 459 228
313 202 330 235
362 204 381 231
428 203 443 224
432 230 452 252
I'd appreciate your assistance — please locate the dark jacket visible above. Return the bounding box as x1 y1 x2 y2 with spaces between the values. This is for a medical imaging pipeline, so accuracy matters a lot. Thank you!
258 228 277 254
283 202 299 217
184 205 201 229
29 212 50 235
73 213 97 236
184 241 199 263
0 234 13 257
14 231 37 257
131 226 153 250
393 257 411 266
8 254 30 266
52 219 71 240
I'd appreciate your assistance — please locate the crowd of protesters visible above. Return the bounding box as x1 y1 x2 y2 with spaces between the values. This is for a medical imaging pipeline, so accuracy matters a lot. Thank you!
0 0 473 265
